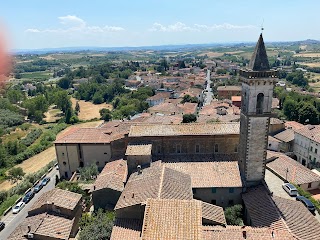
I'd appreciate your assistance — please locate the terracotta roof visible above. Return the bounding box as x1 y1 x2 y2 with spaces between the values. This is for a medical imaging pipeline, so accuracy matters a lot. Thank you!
273 196 320 240
55 128 114 144
248 34 270 71
268 136 281 143
146 92 170 101
164 161 243 188
266 151 320 185
284 121 304 131
203 226 296 240
33 214 74 239
231 96 241 102
273 129 294 143
217 86 242 91
200 201 226 225
110 218 143 240
8 213 74 240
178 102 197 114
30 188 82 212
129 123 240 137
294 124 320 143
125 144 152 156
148 102 197 115
141 198 202 240
242 185 288 231
93 159 128 192
115 165 193 210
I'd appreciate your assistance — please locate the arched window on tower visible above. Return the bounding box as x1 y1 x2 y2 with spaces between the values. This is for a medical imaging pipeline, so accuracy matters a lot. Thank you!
256 93 264 114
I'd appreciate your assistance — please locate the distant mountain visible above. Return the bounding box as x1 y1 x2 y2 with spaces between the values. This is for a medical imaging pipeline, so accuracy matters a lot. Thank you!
12 39 320 55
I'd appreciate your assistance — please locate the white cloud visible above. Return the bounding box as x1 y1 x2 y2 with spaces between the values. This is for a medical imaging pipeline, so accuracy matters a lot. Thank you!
149 22 257 32
25 15 124 34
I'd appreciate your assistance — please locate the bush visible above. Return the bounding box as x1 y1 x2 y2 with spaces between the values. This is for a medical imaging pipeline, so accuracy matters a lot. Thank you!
0 195 20 216
182 114 197 123
79 164 99 181
224 204 244 225
7 167 25 182
20 128 43 147
0 109 24 128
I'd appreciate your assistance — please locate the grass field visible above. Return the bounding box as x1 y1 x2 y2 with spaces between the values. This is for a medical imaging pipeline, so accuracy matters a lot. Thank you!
71 97 113 121
44 107 63 123
294 52 320 58
300 62 320 67
20 71 52 80
2 128 28 144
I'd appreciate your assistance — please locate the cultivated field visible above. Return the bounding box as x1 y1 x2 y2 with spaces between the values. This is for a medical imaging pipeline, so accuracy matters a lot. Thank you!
71 97 113 121
44 106 63 123
294 52 320 58
300 62 320 67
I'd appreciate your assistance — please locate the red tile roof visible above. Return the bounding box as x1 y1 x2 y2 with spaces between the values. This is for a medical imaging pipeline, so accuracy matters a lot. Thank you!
164 161 243 188
93 159 128 192
294 124 320 143
273 129 294 143
284 121 304 131
203 226 296 240
115 165 193 210
110 218 143 240
200 201 226 225
266 151 320 185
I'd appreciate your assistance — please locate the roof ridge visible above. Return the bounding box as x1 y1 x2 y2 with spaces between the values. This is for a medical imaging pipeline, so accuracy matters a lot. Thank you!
157 166 165 199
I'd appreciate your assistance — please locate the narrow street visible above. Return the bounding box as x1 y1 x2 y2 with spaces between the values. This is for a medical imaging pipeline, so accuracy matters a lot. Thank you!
203 69 213 106
0 168 59 240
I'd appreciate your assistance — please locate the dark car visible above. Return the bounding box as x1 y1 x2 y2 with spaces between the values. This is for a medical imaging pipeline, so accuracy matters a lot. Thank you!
41 177 50 186
0 221 5 231
296 196 316 213
34 183 43 193
22 190 35 203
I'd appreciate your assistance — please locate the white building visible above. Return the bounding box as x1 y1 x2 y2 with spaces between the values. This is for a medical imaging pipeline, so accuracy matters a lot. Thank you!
294 125 320 168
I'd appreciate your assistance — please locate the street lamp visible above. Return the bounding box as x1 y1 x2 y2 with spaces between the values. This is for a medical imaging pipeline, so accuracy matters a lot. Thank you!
286 168 289 182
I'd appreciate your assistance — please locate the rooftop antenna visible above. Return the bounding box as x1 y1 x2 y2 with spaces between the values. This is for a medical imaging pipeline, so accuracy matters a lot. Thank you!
261 19 264 34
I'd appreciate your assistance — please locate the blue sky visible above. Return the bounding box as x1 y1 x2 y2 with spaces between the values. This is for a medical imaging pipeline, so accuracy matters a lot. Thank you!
1 0 319 49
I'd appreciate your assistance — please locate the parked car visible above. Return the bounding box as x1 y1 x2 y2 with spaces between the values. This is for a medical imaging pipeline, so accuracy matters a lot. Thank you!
22 190 35 203
12 202 25 214
0 221 5 231
282 183 298 196
41 177 50 186
296 196 316 213
34 183 43 193
56 165 59 170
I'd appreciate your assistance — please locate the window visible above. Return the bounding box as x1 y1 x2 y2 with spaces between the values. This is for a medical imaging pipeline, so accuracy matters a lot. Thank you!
234 145 238 153
62 152 65 156
229 188 234 193
176 145 181 154
256 93 264 114
79 161 84 168
228 200 234 205
214 144 219 153
63 161 66 165
316 149 318 154
308 183 312 188
64 172 68 178
104 152 108 155
211 199 216 205
195 144 200 153
268 143 271 147
311 146 313 151
78 144 82 158
309 156 312 160
96 161 99 166
314 157 316 162
211 187 217 193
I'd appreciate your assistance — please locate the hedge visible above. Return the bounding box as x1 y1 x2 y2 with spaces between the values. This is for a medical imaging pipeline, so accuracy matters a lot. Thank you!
293 184 320 214
20 128 43 147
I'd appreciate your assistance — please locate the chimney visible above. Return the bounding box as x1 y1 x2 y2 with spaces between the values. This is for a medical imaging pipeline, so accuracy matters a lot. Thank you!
137 165 142 175
242 230 247 239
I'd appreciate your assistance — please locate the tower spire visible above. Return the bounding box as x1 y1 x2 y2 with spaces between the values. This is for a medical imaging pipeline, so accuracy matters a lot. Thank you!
248 34 270 71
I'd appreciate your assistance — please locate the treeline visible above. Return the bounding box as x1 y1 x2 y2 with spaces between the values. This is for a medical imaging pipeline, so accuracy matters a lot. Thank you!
275 87 320 124
14 59 60 74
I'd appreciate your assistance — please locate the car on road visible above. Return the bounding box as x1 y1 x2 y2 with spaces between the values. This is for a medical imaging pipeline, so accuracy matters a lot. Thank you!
12 202 25 214
22 190 35 203
296 196 316 213
0 221 5 231
41 177 50 186
282 183 298 196
34 183 43 193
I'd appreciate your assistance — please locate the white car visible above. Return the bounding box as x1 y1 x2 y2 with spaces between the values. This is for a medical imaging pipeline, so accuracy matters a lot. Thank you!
12 202 25 214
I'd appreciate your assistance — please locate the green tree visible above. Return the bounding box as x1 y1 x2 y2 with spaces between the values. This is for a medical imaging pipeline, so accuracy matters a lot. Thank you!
79 164 99 181
99 108 112 121
79 209 114 240
181 94 198 104
224 204 244 226
283 98 299 121
7 90 24 104
298 103 319 124
75 101 80 113
57 77 72 89
182 114 197 123
8 167 25 182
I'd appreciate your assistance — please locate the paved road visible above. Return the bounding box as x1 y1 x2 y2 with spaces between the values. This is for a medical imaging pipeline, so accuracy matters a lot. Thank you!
265 169 320 222
0 168 59 240
203 70 213 106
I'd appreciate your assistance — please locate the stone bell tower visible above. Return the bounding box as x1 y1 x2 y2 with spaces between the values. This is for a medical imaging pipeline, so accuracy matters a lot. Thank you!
238 34 278 186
